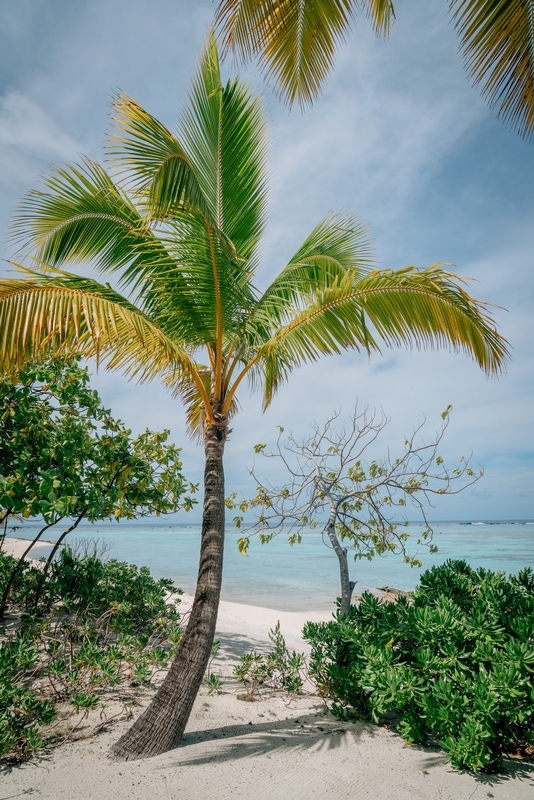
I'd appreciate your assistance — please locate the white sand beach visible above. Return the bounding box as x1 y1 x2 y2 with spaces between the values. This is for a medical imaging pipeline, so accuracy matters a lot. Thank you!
2 536 53 560
1 586 533 800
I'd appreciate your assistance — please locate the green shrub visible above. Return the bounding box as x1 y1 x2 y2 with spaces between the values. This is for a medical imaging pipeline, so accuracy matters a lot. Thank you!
303 560 534 772
0 551 41 608
0 547 183 762
233 622 306 697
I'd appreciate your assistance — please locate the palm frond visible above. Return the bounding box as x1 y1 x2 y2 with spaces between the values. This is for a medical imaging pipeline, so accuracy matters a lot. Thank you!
451 0 534 140
107 92 212 219
0 277 196 384
216 1 394 108
8 157 147 270
8 158 219 342
179 30 269 261
143 212 258 345
166 367 240 439
256 265 509 407
362 0 395 34
218 0 353 109
247 212 374 335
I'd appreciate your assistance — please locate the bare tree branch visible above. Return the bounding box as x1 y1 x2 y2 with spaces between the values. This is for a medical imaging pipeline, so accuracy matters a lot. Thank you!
227 403 482 613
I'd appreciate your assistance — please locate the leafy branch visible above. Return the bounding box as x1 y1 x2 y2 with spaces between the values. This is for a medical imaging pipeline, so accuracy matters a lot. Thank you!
228 404 482 613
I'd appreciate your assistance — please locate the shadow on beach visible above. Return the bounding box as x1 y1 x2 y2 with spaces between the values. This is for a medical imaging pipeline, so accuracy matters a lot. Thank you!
165 715 386 768
212 631 279 663
406 742 534 789
165 711 534 791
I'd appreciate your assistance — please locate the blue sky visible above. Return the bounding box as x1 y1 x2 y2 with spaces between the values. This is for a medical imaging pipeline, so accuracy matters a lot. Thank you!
1 0 532 521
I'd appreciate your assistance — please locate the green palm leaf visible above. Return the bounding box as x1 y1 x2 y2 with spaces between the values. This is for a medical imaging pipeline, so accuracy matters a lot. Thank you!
107 93 212 220
0 275 194 384
256 265 508 407
8 157 147 271
217 0 533 139
250 212 374 333
216 1 394 108
148 212 258 345
451 0 534 140
179 30 269 261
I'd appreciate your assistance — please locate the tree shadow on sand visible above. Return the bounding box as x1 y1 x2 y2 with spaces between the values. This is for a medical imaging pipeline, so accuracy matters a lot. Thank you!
164 712 534 789
406 743 534 789
162 714 378 768
210 631 276 664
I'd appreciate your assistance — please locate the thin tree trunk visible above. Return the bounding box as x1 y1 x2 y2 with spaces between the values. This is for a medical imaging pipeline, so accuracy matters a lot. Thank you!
110 419 227 761
32 512 86 607
325 515 354 616
0 519 60 619
0 512 10 552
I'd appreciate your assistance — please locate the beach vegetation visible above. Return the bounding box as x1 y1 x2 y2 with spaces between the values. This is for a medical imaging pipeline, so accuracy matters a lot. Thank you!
0 31 508 758
233 621 306 698
303 560 534 772
0 545 183 763
0 356 195 617
231 405 480 614
216 0 534 140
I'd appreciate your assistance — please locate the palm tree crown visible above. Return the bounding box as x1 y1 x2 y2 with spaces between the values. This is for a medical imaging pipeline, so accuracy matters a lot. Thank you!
1 32 507 428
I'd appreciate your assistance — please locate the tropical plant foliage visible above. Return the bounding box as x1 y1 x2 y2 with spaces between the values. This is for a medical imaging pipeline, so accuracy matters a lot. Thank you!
303 560 534 772
0 32 508 438
0 356 195 614
232 621 306 697
0 356 195 526
215 0 534 139
0 546 183 762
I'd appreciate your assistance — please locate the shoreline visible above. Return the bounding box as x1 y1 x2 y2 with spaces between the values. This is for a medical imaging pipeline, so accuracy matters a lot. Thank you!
2 536 55 560
179 592 333 660
3 524 533 612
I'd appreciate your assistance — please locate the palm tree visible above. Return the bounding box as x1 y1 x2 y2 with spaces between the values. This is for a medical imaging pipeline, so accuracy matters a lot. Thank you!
0 32 508 760
215 0 534 140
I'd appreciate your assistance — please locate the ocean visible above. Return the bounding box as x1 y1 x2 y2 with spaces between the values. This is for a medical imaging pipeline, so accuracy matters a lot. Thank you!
7 520 534 612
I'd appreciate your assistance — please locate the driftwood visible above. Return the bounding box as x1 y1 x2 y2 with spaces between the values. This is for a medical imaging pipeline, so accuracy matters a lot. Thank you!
352 586 412 604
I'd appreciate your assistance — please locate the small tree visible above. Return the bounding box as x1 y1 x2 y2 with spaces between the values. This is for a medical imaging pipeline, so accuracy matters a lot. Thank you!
230 406 481 614
0 357 196 616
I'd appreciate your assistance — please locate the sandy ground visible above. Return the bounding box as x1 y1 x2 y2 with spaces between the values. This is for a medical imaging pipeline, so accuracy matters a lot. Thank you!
2 594 533 799
4 691 534 800
2 536 53 560
1 541 533 799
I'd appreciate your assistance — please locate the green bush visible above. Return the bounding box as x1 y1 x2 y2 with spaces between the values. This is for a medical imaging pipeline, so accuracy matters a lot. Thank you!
303 560 534 772
0 551 42 608
0 547 183 762
233 622 306 697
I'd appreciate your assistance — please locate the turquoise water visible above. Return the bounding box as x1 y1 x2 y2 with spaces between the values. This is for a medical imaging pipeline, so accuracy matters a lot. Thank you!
8 521 534 612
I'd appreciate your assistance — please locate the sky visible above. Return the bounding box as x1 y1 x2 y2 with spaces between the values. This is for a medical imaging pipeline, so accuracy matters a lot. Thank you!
0 0 532 522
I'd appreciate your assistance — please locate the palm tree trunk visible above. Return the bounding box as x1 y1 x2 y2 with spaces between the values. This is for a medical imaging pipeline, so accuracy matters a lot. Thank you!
110 421 227 761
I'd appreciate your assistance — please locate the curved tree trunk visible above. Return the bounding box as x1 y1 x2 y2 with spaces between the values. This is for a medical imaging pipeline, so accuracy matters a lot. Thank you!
110 418 227 761
0 520 59 620
325 517 354 616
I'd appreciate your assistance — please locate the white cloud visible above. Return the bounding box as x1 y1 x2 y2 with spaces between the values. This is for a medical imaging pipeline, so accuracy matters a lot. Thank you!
0 92 81 185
